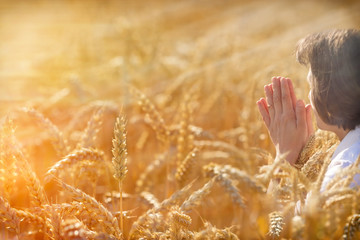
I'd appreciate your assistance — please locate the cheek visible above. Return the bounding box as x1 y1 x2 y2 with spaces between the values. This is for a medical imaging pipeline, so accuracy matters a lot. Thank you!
309 99 323 128
312 108 327 130
308 90 315 109
308 90 325 129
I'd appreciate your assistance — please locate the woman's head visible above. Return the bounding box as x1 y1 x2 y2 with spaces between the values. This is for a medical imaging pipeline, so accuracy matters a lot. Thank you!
296 29 360 130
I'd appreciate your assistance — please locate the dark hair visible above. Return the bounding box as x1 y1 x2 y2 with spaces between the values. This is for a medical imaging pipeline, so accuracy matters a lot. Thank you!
296 29 360 130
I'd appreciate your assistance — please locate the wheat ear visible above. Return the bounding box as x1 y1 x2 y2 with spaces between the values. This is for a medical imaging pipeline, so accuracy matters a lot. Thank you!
112 114 128 182
176 94 194 166
295 133 316 170
45 148 104 183
79 106 104 149
0 196 20 235
0 118 18 200
323 194 354 209
320 188 355 206
176 147 199 186
0 199 47 237
22 107 68 156
260 154 284 186
129 181 194 237
324 168 360 191
215 173 245 208
278 161 311 190
112 113 128 233
3 119 48 208
169 205 193 240
204 163 266 193
195 222 239 240
343 214 360 240
180 178 215 213
140 191 160 209
65 101 118 134
61 218 98 240
343 154 360 188
49 207 62 240
18 155 49 208
59 181 122 238
194 140 247 160
135 154 167 193
130 86 169 143
268 211 284 238
301 143 336 182
313 151 333 193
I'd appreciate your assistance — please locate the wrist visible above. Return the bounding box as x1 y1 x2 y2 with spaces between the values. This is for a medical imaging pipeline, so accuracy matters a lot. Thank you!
275 150 299 166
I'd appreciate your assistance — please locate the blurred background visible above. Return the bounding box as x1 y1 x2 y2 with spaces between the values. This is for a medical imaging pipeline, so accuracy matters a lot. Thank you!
0 0 359 111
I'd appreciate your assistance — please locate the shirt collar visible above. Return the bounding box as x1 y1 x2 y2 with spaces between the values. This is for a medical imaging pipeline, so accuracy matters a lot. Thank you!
332 125 360 159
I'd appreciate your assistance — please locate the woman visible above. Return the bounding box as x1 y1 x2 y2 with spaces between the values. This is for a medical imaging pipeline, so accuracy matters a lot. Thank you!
256 29 360 191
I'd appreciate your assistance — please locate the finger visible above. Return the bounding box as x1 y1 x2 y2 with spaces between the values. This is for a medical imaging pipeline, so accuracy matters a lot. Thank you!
280 77 293 114
296 100 306 130
264 84 274 120
265 84 273 106
272 77 282 114
257 98 270 127
260 98 269 114
287 78 297 111
305 104 314 136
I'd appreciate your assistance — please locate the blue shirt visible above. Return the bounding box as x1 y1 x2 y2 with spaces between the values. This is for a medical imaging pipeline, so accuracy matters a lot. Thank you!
321 125 360 191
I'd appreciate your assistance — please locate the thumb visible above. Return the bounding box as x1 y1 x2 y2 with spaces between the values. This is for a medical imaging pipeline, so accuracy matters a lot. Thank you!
296 100 306 130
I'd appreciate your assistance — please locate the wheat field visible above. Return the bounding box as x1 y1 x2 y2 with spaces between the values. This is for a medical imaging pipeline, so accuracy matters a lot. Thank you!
0 0 360 239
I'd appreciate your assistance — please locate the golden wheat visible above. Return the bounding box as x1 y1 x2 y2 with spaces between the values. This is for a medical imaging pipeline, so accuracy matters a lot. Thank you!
0 1 359 239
